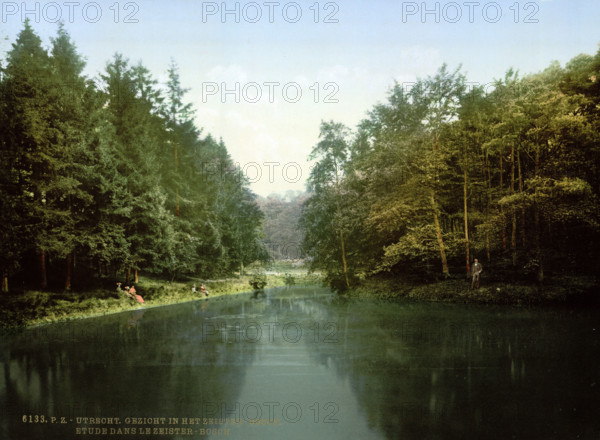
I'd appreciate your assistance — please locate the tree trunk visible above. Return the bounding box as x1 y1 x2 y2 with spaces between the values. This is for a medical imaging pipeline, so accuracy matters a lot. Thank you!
334 161 350 288
534 205 544 283
65 253 72 291
510 146 517 266
499 150 507 251
126 267 131 284
134 268 139 283
534 146 544 283
511 213 517 265
39 249 47 289
1 271 8 293
485 150 492 262
174 140 180 217
430 190 449 276
340 229 350 288
517 148 525 247
463 151 470 275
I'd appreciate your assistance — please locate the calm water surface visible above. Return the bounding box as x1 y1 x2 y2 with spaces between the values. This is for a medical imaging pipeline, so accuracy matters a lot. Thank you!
1 286 599 439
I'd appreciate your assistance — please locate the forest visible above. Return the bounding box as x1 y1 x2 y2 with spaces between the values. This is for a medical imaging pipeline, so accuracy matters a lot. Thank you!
257 191 307 261
301 49 600 291
2 20 599 300
0 20 268 293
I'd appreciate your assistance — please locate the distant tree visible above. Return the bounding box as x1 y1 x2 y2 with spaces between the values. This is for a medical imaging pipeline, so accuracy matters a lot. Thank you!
302 121 353 288
258 192 307 260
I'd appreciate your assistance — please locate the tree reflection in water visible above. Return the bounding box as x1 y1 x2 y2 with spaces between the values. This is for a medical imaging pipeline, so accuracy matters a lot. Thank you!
1 288 599 440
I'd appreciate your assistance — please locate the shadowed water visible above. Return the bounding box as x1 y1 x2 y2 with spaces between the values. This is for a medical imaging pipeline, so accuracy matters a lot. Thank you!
1 286 599 439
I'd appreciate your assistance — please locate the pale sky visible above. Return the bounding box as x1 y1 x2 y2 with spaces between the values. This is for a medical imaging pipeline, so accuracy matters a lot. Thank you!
1 0 599 196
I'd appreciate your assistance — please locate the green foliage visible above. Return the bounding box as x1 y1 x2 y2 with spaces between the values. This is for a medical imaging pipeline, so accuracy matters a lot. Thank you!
300 50 600 285
0 275 281 328
301 121 364 290
0 22 266 292
283 273 295 286
249 273 267 290
257 191 307 260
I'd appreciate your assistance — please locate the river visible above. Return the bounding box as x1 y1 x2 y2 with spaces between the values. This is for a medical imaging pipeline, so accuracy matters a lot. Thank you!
1 286 599 439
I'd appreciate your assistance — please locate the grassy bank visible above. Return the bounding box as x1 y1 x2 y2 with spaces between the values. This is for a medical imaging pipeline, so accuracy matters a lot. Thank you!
7 270 589 330
347 275 599 306
0 272 320 329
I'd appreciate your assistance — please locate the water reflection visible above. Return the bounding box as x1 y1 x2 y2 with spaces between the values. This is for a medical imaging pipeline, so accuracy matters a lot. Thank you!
312 300 600 439
126 309 146 329
1 287 599 439
250 289 267 300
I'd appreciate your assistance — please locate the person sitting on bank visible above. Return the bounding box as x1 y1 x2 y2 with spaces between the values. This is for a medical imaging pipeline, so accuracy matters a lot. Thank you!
128 284 144 304
121 284 144 303
471 258 483 289
200 284 209 297
122 285 134 299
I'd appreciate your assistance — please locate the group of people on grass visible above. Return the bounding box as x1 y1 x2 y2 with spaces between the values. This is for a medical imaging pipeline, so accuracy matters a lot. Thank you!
116 282 145 304
115 281 209 304
192 284 209 297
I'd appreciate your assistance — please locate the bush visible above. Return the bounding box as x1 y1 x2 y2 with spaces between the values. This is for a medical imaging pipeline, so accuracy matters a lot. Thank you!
283 273 295 286
249 274 267 290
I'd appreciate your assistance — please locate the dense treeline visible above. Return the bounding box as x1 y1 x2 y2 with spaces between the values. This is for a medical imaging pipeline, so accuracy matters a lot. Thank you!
301 50 600 290
0 21 267 292
257 191 307 260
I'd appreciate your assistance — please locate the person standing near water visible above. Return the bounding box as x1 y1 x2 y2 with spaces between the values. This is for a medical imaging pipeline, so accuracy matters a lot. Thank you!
471 258 483 289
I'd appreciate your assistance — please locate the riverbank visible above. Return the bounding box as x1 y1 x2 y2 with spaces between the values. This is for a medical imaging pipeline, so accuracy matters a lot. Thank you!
0 272 321 329
347 275 599 306
3 272 594 329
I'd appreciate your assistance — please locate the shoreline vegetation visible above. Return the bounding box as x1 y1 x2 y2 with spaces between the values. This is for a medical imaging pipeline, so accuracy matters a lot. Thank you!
0 272 321 330
346 275 599 306
2 268 597 331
